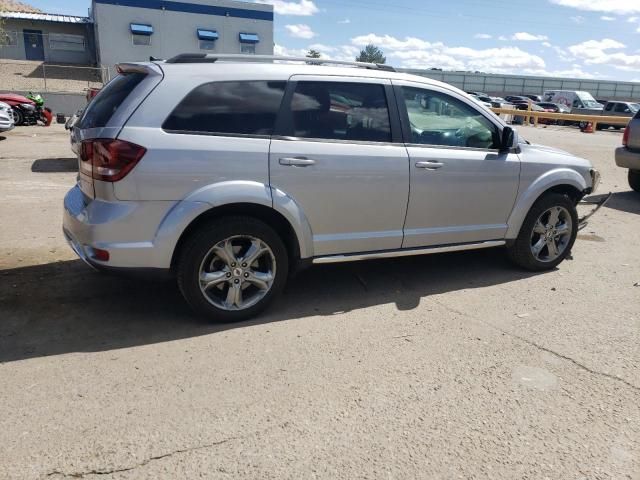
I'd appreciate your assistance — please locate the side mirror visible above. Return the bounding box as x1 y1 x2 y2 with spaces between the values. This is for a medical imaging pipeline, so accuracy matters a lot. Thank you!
500 126 515 152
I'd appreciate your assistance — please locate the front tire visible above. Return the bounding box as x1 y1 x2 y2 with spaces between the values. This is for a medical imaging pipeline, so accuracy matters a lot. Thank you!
507 193 578 271
629 170 640 193
12 108 24 126
176 216 288 322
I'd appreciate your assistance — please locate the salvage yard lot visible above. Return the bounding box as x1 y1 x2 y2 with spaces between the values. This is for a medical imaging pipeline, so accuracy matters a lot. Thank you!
0 124 638 479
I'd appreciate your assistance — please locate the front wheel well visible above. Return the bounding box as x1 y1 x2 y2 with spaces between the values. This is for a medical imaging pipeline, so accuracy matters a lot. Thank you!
171 203 300 271
545 184 584 204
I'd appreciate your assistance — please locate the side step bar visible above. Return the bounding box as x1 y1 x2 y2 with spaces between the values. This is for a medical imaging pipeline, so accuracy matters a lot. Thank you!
312 240 506 264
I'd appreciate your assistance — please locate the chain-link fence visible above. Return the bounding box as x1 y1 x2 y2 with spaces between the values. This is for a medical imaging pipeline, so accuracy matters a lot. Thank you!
0 60 108 94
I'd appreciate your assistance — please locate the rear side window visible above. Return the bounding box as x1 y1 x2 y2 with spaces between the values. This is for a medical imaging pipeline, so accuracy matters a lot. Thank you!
288 82 391 143
79 72 146 129
163 81 286 136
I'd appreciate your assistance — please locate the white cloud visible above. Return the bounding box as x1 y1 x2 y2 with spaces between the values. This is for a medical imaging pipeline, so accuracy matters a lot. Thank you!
274 44 308 57
349 34 546 73
512 32 549 41
567 38 640 71
549 0 640 15
285 24 316 39
600 16 615 21
570 15 585 23
254 0 318 16
338 18 351 24
474 33 492 39
629 17 639 23
542 41 552 47
498 35 508 41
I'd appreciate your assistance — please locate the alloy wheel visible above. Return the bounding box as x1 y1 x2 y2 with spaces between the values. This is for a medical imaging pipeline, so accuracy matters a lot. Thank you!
530 206 573 262
198 235 276 311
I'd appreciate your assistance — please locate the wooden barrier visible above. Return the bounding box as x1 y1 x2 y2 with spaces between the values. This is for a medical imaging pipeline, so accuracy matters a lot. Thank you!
490 107 630 130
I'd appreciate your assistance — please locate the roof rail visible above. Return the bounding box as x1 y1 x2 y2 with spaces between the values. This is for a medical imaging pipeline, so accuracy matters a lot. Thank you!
164 53 396 72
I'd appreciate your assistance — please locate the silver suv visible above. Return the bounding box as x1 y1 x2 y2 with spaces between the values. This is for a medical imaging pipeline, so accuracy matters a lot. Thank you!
64 54 602 322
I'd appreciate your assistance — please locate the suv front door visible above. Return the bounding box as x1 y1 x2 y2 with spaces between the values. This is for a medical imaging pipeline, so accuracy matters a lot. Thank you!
269 76 409 256
394 81 520 248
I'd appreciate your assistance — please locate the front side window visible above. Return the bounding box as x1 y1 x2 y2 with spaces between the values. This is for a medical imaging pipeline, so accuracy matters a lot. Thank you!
163 81 286 136
615 103 631 113
401 86 498 149
288 81 391 142
605 103 614 111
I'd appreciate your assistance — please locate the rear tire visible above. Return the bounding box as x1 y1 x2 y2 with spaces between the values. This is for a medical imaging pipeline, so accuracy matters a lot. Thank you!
176 216 288 323
629 170 640 193
507 193 578 271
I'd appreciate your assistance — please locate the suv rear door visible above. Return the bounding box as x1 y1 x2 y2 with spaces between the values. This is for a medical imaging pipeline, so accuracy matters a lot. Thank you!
75 63 163 199
269 76 409 257
394 80 520 248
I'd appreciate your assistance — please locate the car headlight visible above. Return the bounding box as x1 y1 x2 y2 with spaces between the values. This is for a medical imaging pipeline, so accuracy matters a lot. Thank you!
590 168 601 193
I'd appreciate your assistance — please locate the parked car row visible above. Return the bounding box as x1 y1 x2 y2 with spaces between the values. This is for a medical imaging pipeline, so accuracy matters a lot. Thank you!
0 92 52 127
0 101 15 133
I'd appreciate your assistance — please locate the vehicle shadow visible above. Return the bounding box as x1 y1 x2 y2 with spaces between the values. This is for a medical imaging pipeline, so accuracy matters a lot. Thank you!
31 158 77 173
586 191 640 215
0 249 543 363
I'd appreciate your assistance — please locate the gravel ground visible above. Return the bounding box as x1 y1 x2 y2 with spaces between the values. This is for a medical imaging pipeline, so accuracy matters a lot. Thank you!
0 124 638 479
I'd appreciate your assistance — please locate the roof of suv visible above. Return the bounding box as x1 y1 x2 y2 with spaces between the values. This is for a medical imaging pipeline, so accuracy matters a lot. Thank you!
152 60 458 93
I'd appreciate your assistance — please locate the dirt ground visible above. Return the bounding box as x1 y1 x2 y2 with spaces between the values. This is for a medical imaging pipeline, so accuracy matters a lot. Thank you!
0 124 638 479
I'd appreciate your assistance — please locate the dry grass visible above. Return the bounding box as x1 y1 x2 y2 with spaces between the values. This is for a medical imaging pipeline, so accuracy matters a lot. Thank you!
0 59 104 93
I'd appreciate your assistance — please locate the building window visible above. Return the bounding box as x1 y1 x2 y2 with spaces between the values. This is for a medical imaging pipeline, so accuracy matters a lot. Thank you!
241 44 256 54
130 23 153 46
132 34 151 46
239 33 259 54
49 33 85 52
197 28 218 51
2 30 18 47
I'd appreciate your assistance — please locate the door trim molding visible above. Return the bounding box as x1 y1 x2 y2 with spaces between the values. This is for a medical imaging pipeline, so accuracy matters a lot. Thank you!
312 240 505 264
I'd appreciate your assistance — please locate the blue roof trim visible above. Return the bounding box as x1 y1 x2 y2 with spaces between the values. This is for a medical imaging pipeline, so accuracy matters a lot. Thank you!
95 0 273 21
197 29 218 40
239 33 259 44
130 23 153 35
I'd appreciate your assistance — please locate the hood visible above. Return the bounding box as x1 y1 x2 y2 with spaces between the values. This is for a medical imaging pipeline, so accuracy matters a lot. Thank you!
0 93 33 104
519 142 592 168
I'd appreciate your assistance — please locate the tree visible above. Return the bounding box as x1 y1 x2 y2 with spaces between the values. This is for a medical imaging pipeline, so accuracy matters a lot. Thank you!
356 44 386 64
305 48 322 65
306 49 321 59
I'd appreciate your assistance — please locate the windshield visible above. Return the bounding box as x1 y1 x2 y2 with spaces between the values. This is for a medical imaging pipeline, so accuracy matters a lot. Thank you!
576 91 600 109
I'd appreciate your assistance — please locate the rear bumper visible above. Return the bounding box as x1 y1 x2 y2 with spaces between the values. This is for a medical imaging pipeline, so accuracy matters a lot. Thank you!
63 184 173 270
615 147 640 170
63 184 211 271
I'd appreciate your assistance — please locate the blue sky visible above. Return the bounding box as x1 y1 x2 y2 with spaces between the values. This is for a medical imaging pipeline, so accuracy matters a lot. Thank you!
26 0 640 81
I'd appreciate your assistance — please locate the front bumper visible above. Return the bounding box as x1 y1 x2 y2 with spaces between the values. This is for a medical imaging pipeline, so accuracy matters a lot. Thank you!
578 192 612 231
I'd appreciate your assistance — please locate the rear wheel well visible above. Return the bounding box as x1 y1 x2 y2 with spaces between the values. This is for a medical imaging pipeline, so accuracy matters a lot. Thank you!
171 203 300 271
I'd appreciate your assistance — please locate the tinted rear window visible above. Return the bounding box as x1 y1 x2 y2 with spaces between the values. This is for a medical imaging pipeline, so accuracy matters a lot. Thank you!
79 72 146 129
163 81 286 136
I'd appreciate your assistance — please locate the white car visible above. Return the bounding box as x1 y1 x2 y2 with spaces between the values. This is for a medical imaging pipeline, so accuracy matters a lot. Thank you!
0 102 15 133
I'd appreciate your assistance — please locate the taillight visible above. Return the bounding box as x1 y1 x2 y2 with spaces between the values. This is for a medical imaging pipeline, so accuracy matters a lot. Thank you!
622 126 630 146
80 139 146 182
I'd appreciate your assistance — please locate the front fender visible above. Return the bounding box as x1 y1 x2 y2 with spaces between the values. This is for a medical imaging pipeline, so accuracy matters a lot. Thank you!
505 168 588 239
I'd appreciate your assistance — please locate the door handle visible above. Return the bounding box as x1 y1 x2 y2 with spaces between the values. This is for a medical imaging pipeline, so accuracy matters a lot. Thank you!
415 160 444 170
279 157 316 167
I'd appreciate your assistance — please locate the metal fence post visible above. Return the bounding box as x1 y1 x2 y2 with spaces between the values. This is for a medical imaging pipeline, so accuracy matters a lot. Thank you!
42 63 47 92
